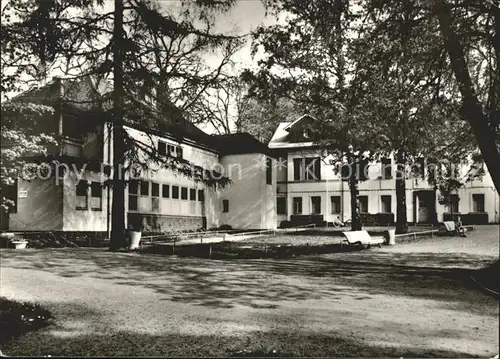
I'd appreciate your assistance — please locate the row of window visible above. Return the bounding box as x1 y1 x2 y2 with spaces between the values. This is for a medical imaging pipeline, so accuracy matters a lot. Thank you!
293 157 321 181
289 157 485 182
128 180 205 211
282 193 486 215
288 195 371 215
448 193 485 213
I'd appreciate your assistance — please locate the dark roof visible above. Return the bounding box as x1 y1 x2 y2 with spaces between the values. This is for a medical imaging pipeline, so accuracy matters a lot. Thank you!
283 114 317 132
212 133 274 157
22 154 109 173
11 76 217 150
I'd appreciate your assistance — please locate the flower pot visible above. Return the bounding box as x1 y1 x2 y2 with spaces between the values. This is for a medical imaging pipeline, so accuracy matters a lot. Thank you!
386 229 396 245
11 241 27 249
127 230 141 250
0 232 16 248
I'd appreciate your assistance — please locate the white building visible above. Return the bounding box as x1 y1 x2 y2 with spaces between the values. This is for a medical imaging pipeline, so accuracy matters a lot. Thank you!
269 115 500 227
5 77 277 235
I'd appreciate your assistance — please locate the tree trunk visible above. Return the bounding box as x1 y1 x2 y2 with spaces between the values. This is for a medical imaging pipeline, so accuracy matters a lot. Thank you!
110 0 126 251
395 150 408 234
433 0 500 194
349 176 362 231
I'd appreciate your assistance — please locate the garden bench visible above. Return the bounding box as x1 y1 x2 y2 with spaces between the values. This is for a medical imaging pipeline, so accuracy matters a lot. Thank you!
341 230 384 249
439 221 467 236
442 221 456 233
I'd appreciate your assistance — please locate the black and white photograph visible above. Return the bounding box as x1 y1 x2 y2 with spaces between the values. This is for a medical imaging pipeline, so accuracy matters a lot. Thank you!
0 0 499 357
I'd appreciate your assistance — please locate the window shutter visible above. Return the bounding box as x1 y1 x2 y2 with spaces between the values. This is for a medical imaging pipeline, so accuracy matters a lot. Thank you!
293 158 301 181
315 158 321 180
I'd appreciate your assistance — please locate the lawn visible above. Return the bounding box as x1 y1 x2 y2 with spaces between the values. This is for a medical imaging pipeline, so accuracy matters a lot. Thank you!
0 225 498 357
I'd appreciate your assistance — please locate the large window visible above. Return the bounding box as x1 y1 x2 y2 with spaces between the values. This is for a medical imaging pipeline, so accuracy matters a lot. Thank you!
190 188 196 201
128 180 138 211
292 197 303 214
158 140 167 156
381 195 391 213
293 157 321 181
472 194 485 212
427 158 440 181
198 189 204 202
76 180 88 210
311 196 321 214
359 196 368 213
181 187 188 200
151 182 160 212
293 158 301 181
176 146 183 159
449 194 459 213
151 182 159 197
140 181 149 196
305 158 320 180
90 182 102 211
382 157 392 179
166 144 183 158
416 157 426 179
172 186 179 199
162 184 169 198
277 197 287 215
331 196 341 214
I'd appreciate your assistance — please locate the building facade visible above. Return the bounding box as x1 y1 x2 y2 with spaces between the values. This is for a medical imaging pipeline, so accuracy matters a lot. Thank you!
269 115 500 227
6 77 277 234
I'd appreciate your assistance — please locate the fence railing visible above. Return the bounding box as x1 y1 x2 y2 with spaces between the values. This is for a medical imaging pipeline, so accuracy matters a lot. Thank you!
394 228 439 241
142 223 318 245
140 228 255 245
394 224 475 241
224 229 277 239
278 223 317 232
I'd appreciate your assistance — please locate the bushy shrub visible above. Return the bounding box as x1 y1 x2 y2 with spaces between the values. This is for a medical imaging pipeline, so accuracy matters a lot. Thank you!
0 298 53 344
279 221 291 229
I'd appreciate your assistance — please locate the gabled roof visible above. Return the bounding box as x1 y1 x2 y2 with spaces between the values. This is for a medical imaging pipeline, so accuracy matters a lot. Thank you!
268 114 318 149
283 114 317 132
10 75 218 150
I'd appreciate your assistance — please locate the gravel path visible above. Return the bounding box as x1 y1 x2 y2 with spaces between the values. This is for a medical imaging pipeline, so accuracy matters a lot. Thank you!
0 226 498 357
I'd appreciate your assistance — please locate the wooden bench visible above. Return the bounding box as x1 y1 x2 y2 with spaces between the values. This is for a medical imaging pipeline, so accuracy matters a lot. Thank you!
341 230 385 249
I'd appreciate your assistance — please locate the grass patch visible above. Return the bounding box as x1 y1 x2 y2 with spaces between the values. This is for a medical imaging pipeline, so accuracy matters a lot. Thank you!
0 297 53 345
141 240 363 259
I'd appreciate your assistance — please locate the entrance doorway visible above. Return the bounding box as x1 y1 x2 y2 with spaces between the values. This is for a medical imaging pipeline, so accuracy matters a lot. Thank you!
414 191 436 224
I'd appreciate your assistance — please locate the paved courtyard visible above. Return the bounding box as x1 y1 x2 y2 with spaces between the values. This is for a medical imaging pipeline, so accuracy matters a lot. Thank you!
0 226 498 357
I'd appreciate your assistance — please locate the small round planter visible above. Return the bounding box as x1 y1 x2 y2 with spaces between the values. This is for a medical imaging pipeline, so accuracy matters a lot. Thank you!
0 232 16 248
0 232 15 239
11 241 28 249
127 230 142 250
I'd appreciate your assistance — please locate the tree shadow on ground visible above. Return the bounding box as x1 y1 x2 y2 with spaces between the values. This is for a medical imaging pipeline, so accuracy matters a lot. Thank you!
0 326 480 357
1 248 497 316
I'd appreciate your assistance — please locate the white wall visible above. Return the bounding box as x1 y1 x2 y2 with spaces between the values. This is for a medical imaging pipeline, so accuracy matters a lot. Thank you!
219 153 277 229
280 147 499 224
10 178 64 231
62 170 108 232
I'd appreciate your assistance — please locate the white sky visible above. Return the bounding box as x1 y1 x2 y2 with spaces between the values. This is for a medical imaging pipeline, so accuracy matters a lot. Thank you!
198 0 275 71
